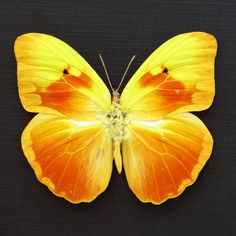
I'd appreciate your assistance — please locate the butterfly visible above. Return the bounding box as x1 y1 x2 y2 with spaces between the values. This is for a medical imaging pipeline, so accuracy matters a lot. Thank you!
15 32 217 204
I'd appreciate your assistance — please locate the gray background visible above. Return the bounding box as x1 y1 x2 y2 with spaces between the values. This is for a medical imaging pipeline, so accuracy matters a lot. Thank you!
0 0 235 235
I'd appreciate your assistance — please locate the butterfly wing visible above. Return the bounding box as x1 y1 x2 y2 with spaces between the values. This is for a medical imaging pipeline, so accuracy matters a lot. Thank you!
122 113 213 204
22 114 112 203
15 33 113 203
121 32 217 204
120 32 217 120
15 33 111 120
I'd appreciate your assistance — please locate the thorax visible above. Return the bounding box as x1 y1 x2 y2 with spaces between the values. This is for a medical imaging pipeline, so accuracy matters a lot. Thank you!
104 93 127 143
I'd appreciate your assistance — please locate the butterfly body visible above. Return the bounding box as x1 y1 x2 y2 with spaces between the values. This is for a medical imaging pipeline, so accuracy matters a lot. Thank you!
104 94 127 173
15 32 217 204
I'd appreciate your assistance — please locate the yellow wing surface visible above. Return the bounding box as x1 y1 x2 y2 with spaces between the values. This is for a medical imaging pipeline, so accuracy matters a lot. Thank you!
121 32 217 204
121 32 217 120
15 33 112 203
15 33 111 120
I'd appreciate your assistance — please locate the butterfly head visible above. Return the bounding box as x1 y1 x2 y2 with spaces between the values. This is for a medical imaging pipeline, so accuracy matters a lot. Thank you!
112 90 120 103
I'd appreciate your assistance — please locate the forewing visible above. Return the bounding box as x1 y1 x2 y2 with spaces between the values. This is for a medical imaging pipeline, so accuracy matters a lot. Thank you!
22 114 112 203
120 32 217 120
15 33 111 120
122 113 213 204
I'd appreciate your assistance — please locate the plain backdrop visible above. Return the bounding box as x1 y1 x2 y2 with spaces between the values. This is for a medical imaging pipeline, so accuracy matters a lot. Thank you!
0 0 235 235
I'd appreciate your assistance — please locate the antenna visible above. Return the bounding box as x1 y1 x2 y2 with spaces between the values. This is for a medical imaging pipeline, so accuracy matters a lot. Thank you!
99 54 114 92
116 55 136 92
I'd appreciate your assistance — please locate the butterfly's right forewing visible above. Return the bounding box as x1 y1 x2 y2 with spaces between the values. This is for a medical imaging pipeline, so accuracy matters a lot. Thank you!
120 32 217 120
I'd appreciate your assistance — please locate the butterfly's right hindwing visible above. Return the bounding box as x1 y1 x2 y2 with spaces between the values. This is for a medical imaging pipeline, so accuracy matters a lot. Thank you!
122 113 213 204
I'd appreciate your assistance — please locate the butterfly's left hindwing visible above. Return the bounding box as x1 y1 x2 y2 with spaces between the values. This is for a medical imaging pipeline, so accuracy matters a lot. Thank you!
22 114 113 203
15 33 111 120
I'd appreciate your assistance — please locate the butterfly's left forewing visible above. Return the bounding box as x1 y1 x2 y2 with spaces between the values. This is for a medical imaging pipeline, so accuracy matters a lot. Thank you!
15 33 111 120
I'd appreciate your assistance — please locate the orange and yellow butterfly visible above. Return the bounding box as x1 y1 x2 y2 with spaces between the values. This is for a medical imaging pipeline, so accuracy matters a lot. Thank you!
15 32 217 204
